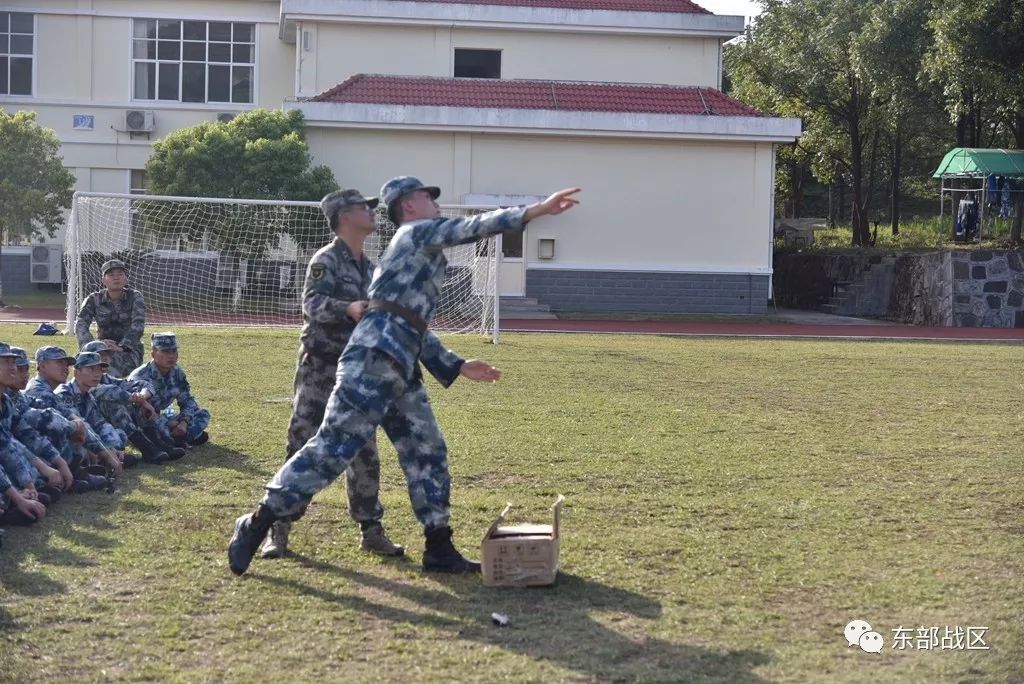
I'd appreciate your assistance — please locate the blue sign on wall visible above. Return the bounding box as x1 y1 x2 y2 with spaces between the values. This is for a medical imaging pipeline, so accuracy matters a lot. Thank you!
73 114 94 130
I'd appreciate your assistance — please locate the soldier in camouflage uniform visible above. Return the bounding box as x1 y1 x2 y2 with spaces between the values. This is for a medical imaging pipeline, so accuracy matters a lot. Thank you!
261 188 403 560
80 340 185 462
129 333 210 447
0 343 65 508
6 347 76 492
228 177 580 576
0 346 47 525
26 346 123 479
75 259 146 378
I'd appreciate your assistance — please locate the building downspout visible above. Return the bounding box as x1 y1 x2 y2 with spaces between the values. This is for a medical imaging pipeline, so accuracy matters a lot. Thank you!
768 143 777 303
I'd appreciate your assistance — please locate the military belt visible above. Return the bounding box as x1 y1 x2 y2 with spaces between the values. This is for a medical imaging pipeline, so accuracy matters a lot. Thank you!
367 299 428 336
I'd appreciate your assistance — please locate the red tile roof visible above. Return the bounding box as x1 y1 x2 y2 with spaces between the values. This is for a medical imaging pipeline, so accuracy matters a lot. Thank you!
396 0 711 13
311 75 766 117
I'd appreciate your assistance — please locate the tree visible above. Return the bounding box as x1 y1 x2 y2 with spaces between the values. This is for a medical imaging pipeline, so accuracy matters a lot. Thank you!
855 0 941 235
925 0 1024 242
729 0 888 246
144 109 339 255
0 110 76 307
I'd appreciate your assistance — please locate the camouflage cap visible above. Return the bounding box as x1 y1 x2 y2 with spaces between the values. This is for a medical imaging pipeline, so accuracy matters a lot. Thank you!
321 189 379 227
101 258 127 275
74 351 108 369
379 176 441 223
0 342 19 358
35 346 77 365
81 340 110 354
151 332 178 351
10 347 30 367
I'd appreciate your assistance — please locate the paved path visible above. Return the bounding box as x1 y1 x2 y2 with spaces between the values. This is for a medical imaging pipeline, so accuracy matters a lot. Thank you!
3 306 1022 342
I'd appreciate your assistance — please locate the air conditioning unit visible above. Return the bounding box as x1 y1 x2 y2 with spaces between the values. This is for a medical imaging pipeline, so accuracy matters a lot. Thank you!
216 112 236 123
124 110 155 132
30 245 63 284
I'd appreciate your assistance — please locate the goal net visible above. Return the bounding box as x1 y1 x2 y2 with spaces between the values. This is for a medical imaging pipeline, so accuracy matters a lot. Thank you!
64 192 500 340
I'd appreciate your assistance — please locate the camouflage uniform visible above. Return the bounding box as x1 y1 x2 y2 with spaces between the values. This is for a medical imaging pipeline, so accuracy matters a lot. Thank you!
0 393 41 491
25 374 107 457
79 340 156 438
7 388 66 467
260 194 528 530
128 339 210 442
289 234 384 524
75 287 146 378
55 379 126 451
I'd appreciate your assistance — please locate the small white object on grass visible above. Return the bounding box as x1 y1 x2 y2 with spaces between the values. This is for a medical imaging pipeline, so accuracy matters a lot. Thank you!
491 613 510 627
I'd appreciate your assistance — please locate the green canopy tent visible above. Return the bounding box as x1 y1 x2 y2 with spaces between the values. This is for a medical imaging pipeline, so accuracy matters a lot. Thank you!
933 148 1024 241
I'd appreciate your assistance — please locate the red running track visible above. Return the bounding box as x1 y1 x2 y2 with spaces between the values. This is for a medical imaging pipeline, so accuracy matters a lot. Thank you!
2 307 1022 342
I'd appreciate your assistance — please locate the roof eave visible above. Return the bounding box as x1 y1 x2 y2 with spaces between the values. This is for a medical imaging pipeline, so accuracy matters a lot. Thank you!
286 100 802 142
279 0 744 38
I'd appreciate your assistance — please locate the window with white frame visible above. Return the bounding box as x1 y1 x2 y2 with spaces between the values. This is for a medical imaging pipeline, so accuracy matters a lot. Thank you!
132 19 254 104
0 12 34 96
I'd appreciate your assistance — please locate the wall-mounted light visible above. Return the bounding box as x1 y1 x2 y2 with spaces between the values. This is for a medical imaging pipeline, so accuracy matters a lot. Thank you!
302 30 311 51
538 238 555 260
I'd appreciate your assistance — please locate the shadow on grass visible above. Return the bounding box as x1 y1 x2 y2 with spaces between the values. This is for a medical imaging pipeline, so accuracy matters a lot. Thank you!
0 441 256 601
255 554 770 682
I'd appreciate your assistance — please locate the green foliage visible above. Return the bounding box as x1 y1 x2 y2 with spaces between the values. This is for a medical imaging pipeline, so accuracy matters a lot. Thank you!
925 0 1024 146
147 109 337 201
0 110 76 241
1 326 1022 681
143 109 339 254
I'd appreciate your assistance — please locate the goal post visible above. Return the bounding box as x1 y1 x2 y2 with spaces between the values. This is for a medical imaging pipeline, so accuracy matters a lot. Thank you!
64 192 501 342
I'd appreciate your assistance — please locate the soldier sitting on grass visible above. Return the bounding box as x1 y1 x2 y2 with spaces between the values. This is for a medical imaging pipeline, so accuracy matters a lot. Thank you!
129 333 210 448
25 346 123 483
80 340 185 461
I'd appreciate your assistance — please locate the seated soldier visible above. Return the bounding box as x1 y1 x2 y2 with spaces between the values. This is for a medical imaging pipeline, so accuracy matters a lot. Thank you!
74 259 146 378
7 347 76 493
0 346 69 504
26 346 122 480
58 352 171 467
0 344 60 515
10 348 102 494
80 341 184 460
129 333 210 448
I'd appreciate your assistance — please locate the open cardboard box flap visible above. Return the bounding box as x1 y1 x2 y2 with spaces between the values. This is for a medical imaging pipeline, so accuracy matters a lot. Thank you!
481 496 565 587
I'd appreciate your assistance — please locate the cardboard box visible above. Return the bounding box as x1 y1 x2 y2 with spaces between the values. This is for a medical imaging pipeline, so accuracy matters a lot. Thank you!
481 495 564 587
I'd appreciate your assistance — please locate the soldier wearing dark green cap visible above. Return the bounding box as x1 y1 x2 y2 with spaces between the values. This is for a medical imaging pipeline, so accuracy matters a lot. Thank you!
227 178 581 576
261 188 403 561
74 258 146 377
129 332 210 447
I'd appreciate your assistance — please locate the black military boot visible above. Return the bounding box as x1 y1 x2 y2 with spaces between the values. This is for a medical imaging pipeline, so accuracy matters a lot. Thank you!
189 431 209 446
228 504 277 576
128 430 168 464
143 426 187 460
422 526 481 573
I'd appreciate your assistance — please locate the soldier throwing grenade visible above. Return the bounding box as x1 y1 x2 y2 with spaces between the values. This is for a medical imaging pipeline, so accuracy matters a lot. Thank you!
228 178 580 576
260 188 404 559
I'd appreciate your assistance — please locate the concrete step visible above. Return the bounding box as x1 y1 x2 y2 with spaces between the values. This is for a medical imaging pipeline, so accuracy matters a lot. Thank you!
499 296 557 320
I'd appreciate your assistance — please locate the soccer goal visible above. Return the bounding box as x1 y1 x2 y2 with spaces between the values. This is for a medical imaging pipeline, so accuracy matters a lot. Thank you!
63 192 502 341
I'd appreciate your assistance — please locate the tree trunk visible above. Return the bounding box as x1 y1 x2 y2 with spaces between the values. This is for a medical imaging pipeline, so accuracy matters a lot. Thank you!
790 163 804 219
849 115 870 247
1012 112 1023 244
890 128 903 236
0 241 5 307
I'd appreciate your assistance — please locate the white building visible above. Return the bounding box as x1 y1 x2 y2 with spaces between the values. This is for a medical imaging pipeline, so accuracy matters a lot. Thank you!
0 0 800 313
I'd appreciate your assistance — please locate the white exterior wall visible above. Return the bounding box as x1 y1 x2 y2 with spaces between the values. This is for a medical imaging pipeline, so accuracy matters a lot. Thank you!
304 128 773 275
0 1 288 244
301 23 720 96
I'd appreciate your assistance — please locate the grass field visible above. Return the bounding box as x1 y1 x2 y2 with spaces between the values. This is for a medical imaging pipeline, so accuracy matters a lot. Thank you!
1 324 1022 683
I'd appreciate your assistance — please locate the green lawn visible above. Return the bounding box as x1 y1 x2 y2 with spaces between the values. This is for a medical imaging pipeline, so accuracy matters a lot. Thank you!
1 325 1022 683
